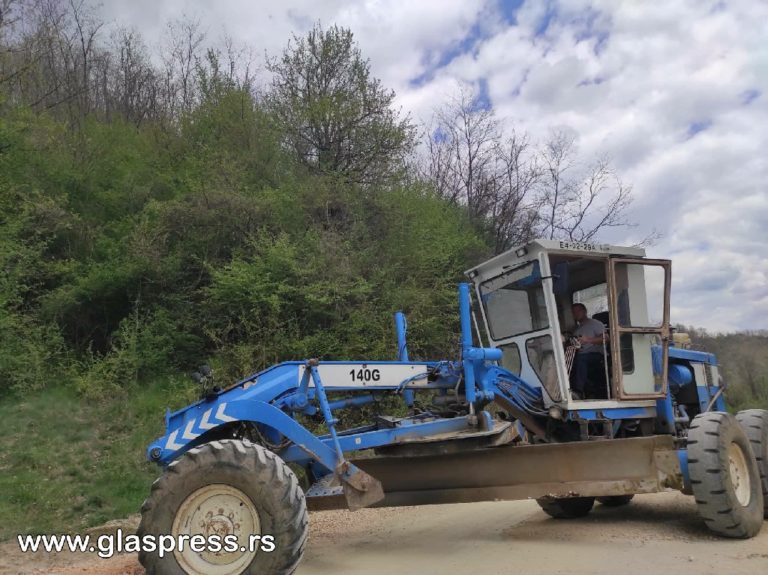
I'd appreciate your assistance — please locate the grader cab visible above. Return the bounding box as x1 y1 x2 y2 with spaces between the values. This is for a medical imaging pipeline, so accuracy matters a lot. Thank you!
467 239 672 405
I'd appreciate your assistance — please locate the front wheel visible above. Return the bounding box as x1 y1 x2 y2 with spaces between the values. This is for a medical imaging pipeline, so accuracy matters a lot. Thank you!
138 439 308 575
687 412 764 538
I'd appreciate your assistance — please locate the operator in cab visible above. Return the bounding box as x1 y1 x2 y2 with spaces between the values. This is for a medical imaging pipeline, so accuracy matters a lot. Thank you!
570 303 605 399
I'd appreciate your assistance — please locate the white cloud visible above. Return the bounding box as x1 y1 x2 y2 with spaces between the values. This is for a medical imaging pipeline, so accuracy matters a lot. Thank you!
413 0 768 331
100 0 768 331
101 0 487 93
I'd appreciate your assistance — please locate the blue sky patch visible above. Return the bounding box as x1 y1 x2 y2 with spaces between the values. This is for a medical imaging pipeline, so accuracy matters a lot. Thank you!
572 7 610 54
741 89 760 105
432 126 449 144
409 20 487 88
498 0 525 25
578 75 606 87
534 2 557 37
472 78 493 111
687 120 712 138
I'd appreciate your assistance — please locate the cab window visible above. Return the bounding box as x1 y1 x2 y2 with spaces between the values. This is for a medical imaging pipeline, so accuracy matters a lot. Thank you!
480 261 548 341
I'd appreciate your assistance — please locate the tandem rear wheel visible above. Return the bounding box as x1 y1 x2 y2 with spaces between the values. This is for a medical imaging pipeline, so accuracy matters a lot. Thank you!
536 496 595 518
596 494 634 507
138 439 308 575
735 409 768 518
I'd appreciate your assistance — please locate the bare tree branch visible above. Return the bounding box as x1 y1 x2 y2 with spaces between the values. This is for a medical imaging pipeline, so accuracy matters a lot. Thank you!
423 92 643 252
422 85 541 252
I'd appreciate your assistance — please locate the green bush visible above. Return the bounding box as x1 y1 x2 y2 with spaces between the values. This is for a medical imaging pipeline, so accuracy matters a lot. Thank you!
75 309 196 397
0 310 67 393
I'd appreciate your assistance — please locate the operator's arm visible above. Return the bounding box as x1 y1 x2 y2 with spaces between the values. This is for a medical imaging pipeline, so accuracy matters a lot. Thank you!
578 320 605 345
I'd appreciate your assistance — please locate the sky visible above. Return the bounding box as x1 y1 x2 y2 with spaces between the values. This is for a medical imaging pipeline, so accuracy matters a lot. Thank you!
100 0 768 332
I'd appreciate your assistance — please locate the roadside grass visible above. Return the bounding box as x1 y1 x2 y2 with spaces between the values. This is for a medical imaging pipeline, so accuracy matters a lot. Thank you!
0 378 406 541
0 379 197 541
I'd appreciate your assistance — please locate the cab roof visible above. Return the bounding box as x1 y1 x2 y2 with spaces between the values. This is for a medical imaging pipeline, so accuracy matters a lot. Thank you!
465 239 646 281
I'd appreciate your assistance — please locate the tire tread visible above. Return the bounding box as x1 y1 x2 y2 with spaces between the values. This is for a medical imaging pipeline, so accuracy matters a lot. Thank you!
736 409 768 518
687 412 763 538
138 439 309 575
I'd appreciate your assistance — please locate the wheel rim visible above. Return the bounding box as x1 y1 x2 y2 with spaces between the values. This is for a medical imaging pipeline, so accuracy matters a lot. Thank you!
172 484 260 575
728 442 752 507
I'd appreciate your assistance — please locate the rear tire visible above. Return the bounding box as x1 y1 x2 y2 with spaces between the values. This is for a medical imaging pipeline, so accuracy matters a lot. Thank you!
138 439 308 575
536 496 595 518
736 409 768 518
596 495 634 507
687 412 764 538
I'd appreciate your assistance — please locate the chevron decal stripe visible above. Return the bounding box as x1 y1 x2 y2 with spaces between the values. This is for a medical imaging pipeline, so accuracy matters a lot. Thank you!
216 403 237 423
199 408 215 430
182 420 200 441
165 429 184 450
164 402 238 452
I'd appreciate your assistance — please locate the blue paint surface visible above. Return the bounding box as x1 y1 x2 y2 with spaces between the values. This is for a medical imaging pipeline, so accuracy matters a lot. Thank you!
668 347 717 365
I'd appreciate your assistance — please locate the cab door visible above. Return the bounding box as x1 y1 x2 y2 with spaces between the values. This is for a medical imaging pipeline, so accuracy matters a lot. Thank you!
607 258 672 399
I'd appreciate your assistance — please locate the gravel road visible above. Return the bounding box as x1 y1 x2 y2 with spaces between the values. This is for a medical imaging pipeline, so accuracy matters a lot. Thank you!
2 492 766 575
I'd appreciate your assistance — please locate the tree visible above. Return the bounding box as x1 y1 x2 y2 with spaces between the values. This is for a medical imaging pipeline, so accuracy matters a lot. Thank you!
0 0 104 124
266 23 415 184
424 87 540 253
424 87 641 252
425 87 499 217
106 27 159 126
0 0 20 40
160 17 204 117
539 129 633 242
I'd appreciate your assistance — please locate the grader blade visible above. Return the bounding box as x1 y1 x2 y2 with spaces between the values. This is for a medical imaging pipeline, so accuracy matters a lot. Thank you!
307 435 682 511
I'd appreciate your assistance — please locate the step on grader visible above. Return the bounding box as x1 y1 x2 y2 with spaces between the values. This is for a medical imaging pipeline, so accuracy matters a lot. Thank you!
139 239 768 574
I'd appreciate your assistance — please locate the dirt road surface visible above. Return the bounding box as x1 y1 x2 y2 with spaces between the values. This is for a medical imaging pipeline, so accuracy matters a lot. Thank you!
2 493 766 575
